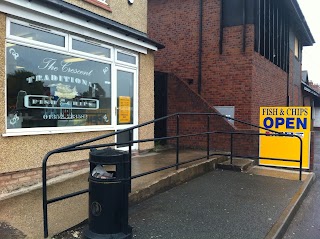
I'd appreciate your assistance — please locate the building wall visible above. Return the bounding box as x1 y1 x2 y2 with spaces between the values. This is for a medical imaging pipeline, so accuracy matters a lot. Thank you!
0 13 5 135
148 0 200 85
148 0 305 128
148 0 256 127
201 25 255 127
166 74 259 157
139 50 155 151
0 1 155 191
251 53 288 125
65 0 148 33
288 29 302 106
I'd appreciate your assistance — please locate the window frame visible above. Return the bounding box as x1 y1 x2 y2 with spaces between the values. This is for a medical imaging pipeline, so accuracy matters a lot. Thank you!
115 49 138 67
7 18 68 52
70 35 113 61
4 18 139 137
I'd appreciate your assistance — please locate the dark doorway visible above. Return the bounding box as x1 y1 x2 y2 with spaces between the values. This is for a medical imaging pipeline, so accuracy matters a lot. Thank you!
154 71 168 145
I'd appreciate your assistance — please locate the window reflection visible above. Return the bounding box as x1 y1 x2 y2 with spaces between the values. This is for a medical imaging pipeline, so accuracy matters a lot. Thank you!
72 39 111 58
10 22 65 47
6 44 112 129
117 52 136 64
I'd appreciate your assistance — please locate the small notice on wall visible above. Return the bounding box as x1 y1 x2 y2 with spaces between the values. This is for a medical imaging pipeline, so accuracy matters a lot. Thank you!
119 96 131 124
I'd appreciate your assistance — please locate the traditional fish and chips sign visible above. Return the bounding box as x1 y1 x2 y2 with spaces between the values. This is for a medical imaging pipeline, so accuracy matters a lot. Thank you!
259 107 311 169
6 44 112 128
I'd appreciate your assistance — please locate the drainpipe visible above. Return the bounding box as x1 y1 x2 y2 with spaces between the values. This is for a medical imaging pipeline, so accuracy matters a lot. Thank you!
242 0 246 53
198 0 203 95
287 71 290 106
286 24 290 106
219 0 224 54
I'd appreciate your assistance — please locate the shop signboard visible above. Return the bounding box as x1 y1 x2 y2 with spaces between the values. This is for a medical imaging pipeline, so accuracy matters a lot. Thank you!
259 107 311 169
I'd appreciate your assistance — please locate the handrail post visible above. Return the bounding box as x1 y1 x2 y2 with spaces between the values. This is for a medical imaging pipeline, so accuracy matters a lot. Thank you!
299 137 303 181
176 115 180 170
230 134 234 165
129 129 133 191
42 157 49 238
207 115 210 159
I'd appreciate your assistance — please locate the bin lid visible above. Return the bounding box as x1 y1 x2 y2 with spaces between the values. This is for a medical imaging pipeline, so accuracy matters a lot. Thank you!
89 148 128 164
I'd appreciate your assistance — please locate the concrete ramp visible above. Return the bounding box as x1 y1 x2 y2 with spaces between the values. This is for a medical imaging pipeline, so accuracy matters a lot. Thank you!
0 149 225 238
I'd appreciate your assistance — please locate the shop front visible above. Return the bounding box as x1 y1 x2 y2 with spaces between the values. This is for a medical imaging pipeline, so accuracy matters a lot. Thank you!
0 0 163 189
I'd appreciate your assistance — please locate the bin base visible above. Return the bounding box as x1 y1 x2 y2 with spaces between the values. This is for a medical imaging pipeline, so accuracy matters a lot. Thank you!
84 226 132 239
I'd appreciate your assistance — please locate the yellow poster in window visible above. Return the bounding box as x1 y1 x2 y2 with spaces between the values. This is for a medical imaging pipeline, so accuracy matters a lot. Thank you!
119 96 131 124
259 107 311 169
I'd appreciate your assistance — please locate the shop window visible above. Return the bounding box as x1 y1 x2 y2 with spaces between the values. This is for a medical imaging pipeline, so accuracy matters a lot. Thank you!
5 18 138 135
10 22 66 47
72 38 111 59
116 51 137 65
6 44 112 129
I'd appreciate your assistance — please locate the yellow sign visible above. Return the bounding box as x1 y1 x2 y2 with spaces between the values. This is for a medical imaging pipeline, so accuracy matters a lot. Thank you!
119 96 131 124
259 107 311 169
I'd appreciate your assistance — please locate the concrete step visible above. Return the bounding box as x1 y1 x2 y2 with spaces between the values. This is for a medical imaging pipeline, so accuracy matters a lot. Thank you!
217 158 255 172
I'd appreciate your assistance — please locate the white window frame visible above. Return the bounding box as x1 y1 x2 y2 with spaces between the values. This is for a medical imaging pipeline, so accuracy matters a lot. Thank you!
70 35 113 61
115 49 138 68
7 18 68 52
4 18 139 137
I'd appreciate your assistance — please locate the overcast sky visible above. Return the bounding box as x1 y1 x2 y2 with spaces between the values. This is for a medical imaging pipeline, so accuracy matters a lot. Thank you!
297 0 320 84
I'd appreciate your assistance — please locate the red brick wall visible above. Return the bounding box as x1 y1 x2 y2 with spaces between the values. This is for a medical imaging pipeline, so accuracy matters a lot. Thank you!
251 53 288 125
148 0 201 85
148 0 257 128
201 25 255 127
0 160 88 194
148 0 306 163
167 74 259 157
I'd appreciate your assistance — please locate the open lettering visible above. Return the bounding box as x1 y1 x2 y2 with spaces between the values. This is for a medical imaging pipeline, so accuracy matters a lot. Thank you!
263 117 307 129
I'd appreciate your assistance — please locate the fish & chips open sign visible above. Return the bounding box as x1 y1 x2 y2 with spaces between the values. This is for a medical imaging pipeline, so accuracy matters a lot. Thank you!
259 107 311 169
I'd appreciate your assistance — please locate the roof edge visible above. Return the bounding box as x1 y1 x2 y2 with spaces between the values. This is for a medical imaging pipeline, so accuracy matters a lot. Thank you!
36 0 165 49
302 82 320 98
290 0 315 46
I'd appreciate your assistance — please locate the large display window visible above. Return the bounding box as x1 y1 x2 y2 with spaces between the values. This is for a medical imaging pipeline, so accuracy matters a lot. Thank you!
6 44 112 129
5 18 138 136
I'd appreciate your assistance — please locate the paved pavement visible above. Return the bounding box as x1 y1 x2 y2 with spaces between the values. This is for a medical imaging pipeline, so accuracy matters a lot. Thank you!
129 170 301 239
283 131 320 239
54 167 313 239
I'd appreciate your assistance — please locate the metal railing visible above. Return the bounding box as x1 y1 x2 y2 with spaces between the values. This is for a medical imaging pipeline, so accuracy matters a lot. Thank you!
42 112 303 238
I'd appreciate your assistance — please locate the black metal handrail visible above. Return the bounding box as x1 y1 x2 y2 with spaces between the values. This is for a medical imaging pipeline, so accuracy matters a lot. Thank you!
42 112 303 238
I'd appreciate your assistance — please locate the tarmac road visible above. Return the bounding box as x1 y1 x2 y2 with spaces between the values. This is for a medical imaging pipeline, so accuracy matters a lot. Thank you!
283 131 320 239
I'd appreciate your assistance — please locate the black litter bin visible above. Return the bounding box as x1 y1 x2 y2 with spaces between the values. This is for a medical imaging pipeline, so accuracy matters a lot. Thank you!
84 148 132 239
